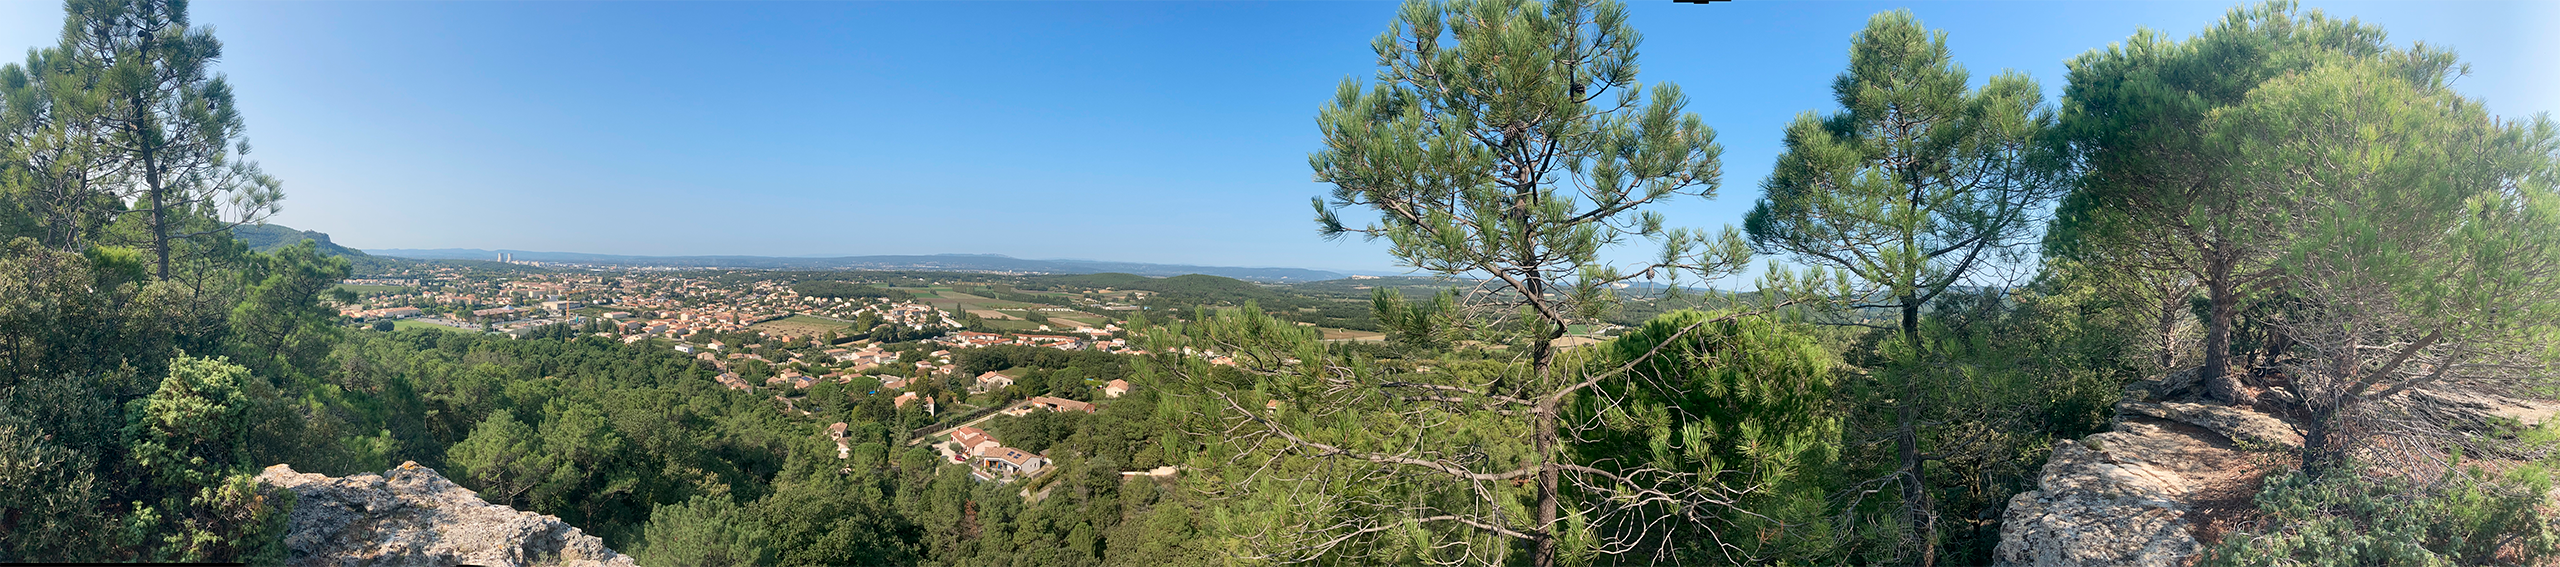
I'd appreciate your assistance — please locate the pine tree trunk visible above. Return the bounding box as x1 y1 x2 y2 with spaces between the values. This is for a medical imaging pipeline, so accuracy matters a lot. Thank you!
2156 292 2183 371
2202 258 2246 404
131 86 172 281
1534 394 1559 567
1896 296 1934 567
1529 270 1560 567
148 162 167 280
2300 404 2340 477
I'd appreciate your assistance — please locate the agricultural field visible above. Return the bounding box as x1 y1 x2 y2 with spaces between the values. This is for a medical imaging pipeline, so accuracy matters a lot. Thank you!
1037 312 1101 327
1318 327 1386 342
926 292 1038 312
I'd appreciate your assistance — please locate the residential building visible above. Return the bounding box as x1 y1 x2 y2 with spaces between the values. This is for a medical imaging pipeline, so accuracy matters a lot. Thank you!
976 371 1016 392
978 447 1049 479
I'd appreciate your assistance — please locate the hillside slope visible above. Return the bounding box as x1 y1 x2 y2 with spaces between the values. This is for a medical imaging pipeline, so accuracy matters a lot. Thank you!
231 224 402 274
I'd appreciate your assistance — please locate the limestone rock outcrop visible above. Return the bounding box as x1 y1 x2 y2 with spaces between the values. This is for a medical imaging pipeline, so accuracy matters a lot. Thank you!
1994 389 2298 566
1993 420 2214 567
256 462 638 567
2116 400 2302 448
1997 370 2560 567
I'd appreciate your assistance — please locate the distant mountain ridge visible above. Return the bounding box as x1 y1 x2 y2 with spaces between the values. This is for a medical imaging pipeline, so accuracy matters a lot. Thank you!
365 248 1349 282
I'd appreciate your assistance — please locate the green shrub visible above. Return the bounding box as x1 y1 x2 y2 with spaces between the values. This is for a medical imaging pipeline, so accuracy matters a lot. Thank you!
2201 464 2559 566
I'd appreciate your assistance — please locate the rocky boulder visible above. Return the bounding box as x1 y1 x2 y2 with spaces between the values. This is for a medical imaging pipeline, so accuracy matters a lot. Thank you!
256 462 638 567
1993 421 2209 567
1996 396 2297 566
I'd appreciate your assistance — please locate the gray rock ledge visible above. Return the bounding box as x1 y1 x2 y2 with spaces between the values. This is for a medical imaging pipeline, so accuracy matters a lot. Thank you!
257 462 638 567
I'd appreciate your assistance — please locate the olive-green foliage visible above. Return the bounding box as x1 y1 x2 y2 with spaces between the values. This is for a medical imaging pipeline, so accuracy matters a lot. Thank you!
0 232 314 562
120 356 293 564
127 357 258 492
1372 287 1460 352
754 435 920 566
0 239 186 398
993 409 1087 455
328 331 798 546
0 400 107 561
444 409 544 508
2201 464 2560 566
227 240 353 383
1575 309 1845 563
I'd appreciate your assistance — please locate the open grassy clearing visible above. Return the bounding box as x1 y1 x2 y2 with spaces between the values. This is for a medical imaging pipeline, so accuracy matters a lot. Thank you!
966 309 1017 321
1038 313 1098 327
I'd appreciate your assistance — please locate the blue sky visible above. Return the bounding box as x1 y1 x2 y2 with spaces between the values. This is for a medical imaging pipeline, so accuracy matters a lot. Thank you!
2 1 2553 275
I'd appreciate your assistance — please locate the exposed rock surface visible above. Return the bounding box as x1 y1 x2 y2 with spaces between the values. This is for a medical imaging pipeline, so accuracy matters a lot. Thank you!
1995 421 2212 567
1998 370 2560 567
1994 384 2299 567
256 462 638 567
2117 400 2302 448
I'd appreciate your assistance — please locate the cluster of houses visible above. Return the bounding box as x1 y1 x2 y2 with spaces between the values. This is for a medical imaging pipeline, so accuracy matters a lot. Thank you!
938 330 1138 354
340 306 423 321
822 344 906 371
880 303 961 329
614 307 791 340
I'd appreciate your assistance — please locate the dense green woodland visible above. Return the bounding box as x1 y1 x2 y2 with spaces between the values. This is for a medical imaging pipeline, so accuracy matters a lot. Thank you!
6 0 2560 565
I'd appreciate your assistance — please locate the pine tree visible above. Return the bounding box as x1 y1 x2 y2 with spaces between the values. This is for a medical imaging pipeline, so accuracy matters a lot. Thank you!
2224 59 2560 474
1140 0 1839 564
1740 11 2057 564
57 0 280 279
2045 1 2412 404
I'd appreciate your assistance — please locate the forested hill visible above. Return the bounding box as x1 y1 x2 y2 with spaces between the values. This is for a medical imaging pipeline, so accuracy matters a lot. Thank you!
231 224 402 274
232 223 365 257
